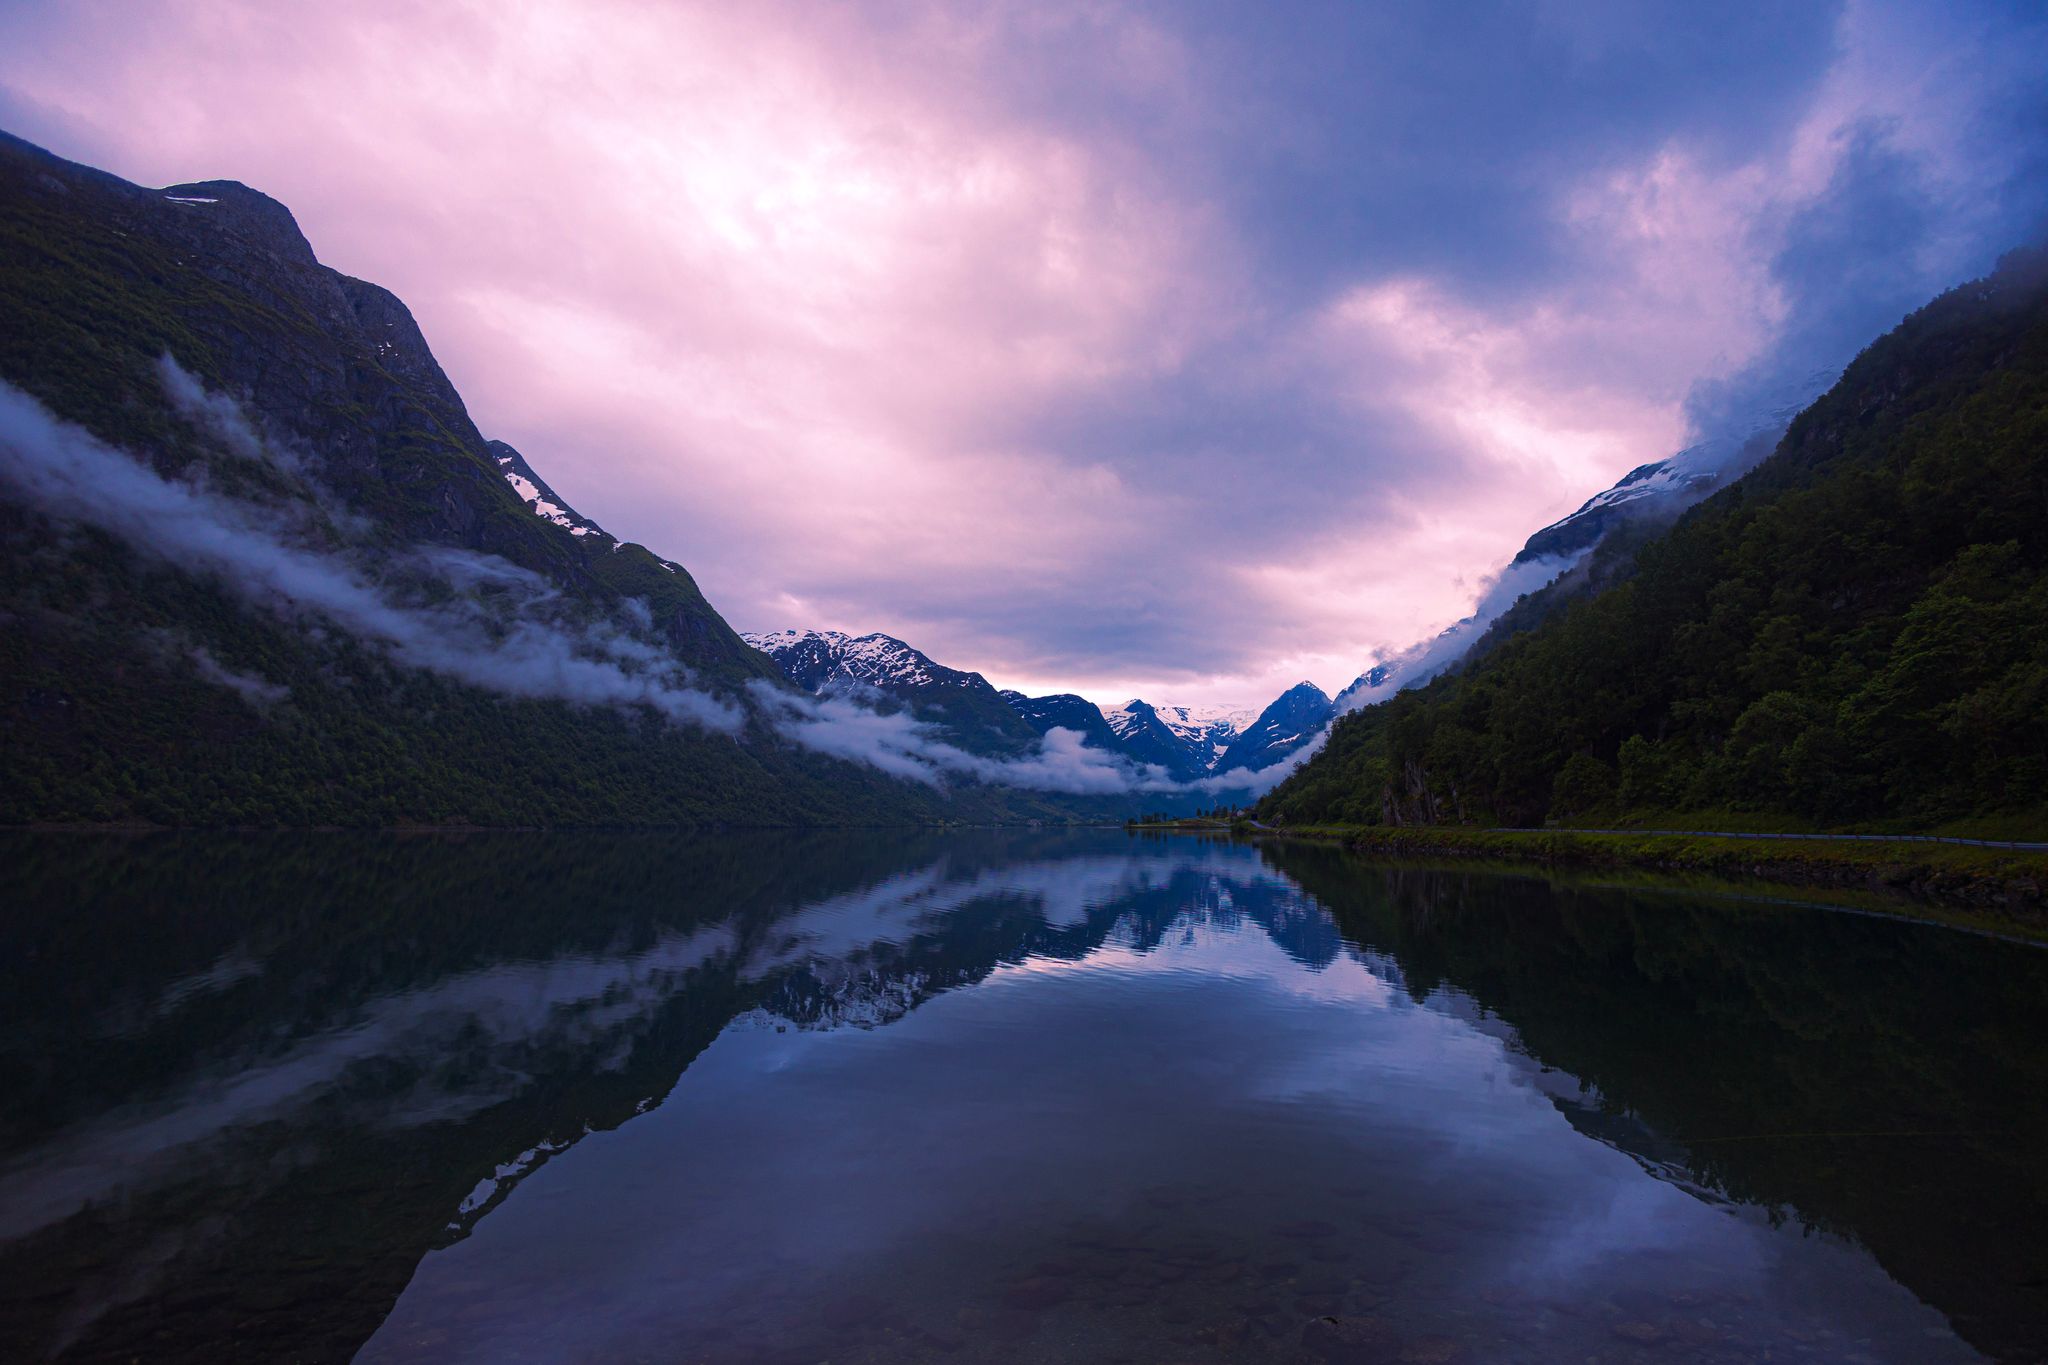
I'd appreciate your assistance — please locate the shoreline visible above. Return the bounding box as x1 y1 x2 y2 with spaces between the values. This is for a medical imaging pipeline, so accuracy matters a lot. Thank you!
1213 822 2048 938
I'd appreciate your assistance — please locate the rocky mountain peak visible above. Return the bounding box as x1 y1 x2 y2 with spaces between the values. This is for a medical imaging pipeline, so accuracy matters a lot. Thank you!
160 179 320 267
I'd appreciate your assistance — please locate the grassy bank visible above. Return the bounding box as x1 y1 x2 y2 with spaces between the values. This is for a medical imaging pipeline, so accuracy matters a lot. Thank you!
1233 823 2048 937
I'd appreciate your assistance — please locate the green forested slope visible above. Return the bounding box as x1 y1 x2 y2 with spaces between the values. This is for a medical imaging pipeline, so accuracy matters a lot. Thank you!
1262 246 2048 832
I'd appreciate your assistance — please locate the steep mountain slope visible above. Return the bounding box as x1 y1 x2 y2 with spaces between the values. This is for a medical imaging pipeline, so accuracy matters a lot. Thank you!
745 628 1041 757
1333 372 1833 712
1214 682 1334 774
1263 245 2048 831
1511 369 1831 568
0 131 1114 826
488 439 617 543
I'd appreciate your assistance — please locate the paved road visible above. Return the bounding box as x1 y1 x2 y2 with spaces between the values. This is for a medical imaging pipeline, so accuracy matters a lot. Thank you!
1504 827 2048 851
1247 821 2047 851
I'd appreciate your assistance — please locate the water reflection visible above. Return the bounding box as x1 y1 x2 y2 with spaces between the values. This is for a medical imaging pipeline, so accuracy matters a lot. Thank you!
1 831 2042 1362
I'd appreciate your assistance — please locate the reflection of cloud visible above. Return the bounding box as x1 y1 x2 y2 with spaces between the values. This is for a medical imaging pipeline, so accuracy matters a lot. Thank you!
148 951 264 1022
8 840 1312 1252
744 848 1222 972
365 863 1951 1365
0 924 736 1244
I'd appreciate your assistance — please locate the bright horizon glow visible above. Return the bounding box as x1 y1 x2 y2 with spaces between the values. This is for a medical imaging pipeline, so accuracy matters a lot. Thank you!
2 1 2043 706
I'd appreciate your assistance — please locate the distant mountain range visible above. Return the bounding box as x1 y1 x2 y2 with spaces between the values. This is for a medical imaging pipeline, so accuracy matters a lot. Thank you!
1093 698 1241 780
1037 685 1332 780
747 627 1330 782
491 285 1933 807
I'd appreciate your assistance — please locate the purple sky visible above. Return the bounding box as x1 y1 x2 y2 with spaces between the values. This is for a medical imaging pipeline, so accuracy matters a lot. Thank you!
4 1 2044 706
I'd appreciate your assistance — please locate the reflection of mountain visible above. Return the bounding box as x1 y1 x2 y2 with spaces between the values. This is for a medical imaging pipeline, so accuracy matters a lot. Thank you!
1261 843 2048 1364
4 833 2043 1362
0 831 1310 1363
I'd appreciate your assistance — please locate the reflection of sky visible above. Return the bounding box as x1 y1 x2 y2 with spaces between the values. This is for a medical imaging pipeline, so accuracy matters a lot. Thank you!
361 861 1967 1363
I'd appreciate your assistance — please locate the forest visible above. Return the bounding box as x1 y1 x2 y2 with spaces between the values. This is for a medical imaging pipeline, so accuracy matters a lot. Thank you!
1260 246 2048 834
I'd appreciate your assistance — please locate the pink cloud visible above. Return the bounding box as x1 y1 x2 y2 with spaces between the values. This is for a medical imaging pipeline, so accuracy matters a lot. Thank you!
1 0 2036 710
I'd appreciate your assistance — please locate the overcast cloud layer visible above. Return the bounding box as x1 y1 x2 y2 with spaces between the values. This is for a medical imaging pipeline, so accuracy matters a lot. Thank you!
3 0 2044 705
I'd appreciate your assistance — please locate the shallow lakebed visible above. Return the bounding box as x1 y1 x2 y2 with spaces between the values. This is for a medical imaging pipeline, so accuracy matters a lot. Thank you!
2 830 2043 1362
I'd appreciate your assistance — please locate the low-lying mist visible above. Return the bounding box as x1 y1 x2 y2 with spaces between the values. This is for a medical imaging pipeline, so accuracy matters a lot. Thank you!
0 367 1302 800
751 682 1314 797
0 372 744 731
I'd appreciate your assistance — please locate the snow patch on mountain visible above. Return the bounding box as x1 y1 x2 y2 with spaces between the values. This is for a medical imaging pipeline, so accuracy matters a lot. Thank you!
491 442 608 540
743 628 967 690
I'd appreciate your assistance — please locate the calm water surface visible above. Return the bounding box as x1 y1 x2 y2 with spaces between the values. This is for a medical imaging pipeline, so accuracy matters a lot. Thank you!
2 830 2044 1363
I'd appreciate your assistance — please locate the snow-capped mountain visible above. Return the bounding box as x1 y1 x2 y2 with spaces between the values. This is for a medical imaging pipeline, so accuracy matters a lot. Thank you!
745 628 967 692
1001 690 1265 778
1512 370 1830 568
1332 663 1394 711
745 628 1040 756
1510 455 1720 566
1114 703 1253 769
1154 702 1260 762
750 628 1304 785
1213 683 1334 775
1097 698 1254 780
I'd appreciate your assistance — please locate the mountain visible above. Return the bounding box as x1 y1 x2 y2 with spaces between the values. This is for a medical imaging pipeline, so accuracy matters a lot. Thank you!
487 439 619 545
1332 369 1836 713
1213 682 1334 774
1511 369 1832 568
1151 701 1259 766
1008 689 1260 780
1263 245 2048 830
1332 663 1394 711
0 130 1126 826
999 690 1127 753
744 627 994 698
744 628 1041 757
1098 698 1248 780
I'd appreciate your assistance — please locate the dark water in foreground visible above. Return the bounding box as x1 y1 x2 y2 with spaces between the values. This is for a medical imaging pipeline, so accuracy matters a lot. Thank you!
3 832 2045 1363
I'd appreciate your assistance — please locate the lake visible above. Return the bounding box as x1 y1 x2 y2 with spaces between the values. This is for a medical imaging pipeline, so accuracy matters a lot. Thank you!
2 830 2043 1362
